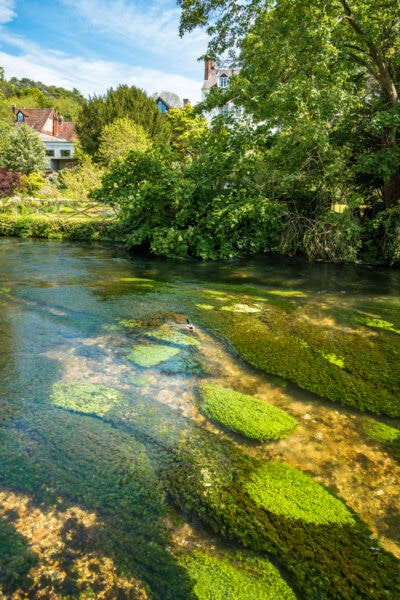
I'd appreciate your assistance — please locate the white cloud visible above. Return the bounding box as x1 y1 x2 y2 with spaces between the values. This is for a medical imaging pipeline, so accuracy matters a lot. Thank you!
61 0 206 58
0 0 16 25
0 41 202 102
0 1 206 102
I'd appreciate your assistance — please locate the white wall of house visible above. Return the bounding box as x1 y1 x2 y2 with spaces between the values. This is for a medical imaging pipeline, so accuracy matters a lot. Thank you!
41 136 75 171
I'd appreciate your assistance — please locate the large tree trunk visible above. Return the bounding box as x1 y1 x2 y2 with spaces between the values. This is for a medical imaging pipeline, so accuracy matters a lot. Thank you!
382 170 400 209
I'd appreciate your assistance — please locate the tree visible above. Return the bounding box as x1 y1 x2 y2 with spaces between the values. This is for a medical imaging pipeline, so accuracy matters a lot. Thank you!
165 104 208 159
76 85 171 157
178 0 400 209
0 125 46 175
58 154 104 200
97 117 152 165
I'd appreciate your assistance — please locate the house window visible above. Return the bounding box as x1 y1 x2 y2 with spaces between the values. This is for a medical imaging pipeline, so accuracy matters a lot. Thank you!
60 149 71 157
219 74 228 88
46 149 55 157
17 112 24 122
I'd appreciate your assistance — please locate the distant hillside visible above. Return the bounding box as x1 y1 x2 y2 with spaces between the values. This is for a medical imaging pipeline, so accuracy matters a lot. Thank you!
0 68 85 122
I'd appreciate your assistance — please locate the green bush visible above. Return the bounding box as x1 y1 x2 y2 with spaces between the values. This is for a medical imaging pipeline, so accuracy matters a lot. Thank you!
199 384 298 441
0 214 123 242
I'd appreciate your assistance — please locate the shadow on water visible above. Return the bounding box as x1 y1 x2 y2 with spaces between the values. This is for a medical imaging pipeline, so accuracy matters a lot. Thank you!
0 403 196 599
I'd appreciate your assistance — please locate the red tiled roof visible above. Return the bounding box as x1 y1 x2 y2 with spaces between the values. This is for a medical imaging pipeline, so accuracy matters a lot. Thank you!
58 121 76 142
13 106 76 141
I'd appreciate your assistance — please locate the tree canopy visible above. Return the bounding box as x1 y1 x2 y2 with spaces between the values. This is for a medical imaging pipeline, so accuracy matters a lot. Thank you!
0 125 46 175
179 0 400 209
75 85 171 157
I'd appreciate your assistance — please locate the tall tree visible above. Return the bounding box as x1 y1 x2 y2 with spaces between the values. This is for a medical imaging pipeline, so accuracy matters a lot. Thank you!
179 0 400 209
76 85 171 157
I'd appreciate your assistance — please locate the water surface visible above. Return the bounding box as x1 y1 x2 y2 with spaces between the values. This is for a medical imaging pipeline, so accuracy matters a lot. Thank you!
0 238 399 599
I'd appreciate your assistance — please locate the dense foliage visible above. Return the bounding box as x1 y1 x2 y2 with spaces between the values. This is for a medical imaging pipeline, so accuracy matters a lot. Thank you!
0 125 46 175
0 168 20 198
75 85 171 157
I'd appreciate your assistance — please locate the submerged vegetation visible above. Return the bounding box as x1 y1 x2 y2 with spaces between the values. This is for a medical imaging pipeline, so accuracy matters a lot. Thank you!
0 241 399 598
190 287 400 418
179 549 297 600
199 384 298 441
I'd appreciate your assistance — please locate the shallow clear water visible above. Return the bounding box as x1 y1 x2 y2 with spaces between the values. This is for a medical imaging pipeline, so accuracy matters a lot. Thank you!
0 238 399 599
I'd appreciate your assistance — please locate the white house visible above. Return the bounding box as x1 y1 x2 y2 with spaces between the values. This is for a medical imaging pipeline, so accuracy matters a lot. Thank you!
201 58 242 122
12 106 76 172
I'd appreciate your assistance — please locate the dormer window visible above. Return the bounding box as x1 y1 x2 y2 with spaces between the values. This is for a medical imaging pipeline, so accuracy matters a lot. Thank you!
219 74 228 88
17 111 24 122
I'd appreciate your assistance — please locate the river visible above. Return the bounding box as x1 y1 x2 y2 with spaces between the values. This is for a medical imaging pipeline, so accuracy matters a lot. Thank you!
0 238 399 600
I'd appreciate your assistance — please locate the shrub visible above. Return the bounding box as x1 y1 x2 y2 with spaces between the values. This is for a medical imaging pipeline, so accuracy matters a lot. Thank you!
199 384 298 441
0 168 21 198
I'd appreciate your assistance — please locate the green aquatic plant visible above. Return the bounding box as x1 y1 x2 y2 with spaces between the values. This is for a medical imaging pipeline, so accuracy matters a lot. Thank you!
268 290 306 297
50 381 123 416
199 384 298 441
195 303 215 310
361 419 400 444
356 315 400 334
119 277 155 283
180 549 296 600
193 300 400 417
0 517 38 595
129 375 151 386
0 406 193 600
118 318 143 328
321 352 345 368
127 344 181 367
245 462 355 525
145 327 200 346
220 303 261 313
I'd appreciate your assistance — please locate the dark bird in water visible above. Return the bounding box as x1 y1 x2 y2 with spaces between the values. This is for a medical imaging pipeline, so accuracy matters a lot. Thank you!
186 318 195 331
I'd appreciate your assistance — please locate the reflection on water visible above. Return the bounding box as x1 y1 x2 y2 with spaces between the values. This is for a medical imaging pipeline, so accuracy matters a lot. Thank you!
0 238 399 599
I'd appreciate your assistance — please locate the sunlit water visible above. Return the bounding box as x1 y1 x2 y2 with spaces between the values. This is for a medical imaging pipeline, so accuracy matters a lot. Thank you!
0 238 399 599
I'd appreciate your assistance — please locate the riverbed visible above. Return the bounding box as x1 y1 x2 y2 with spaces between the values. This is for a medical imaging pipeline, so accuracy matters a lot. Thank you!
0 238 399 599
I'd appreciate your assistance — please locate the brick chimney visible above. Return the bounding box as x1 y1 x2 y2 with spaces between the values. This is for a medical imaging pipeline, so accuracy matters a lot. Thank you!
204 57 215 81
53 112 58 136
183 98 190 106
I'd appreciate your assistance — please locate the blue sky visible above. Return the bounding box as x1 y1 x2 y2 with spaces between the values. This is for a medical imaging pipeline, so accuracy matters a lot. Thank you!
0 0 207 103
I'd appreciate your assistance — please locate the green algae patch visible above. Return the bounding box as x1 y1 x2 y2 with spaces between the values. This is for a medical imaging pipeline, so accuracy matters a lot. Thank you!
196 303 215 310
199 384 298 441
50 381 123 416
245 462 355 525
220 303 261 313
120 277 155 282
129 375 151 386
127 344 180 367
356 315 400 334
361 419 400 444
119 318 143 328
321 352 345 368
268 290 306 297
180 549 296 600
145 327 200 346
